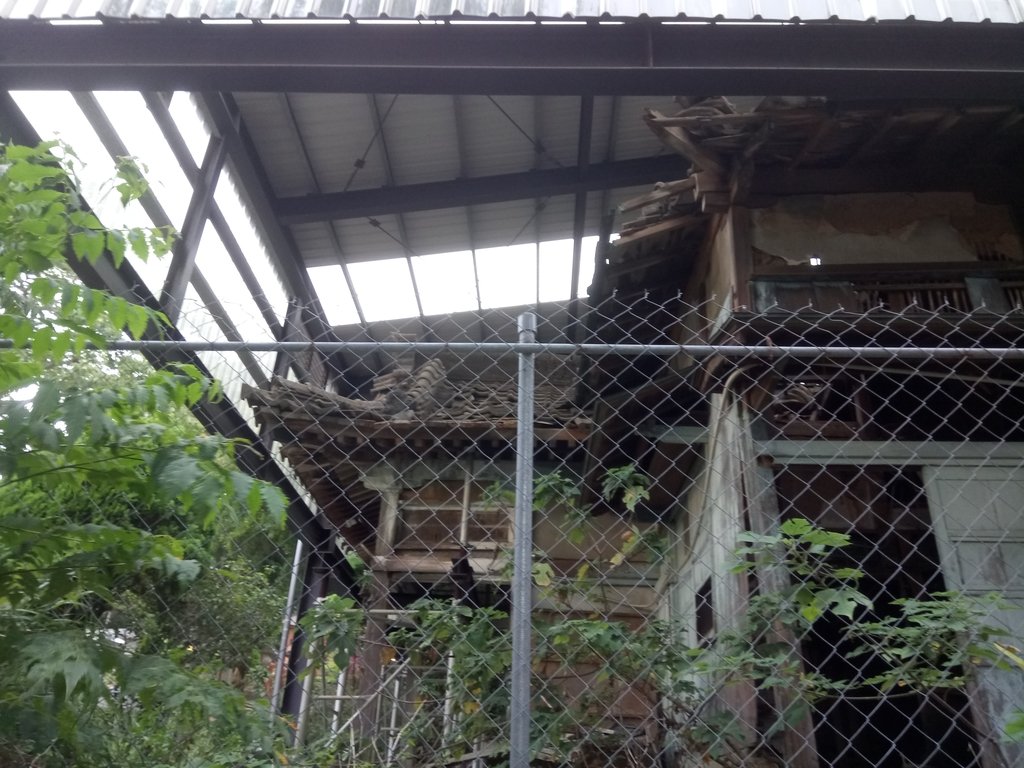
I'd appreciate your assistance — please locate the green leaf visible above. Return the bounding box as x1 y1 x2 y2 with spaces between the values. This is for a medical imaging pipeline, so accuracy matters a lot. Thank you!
71 229 105 264
257 482 287 525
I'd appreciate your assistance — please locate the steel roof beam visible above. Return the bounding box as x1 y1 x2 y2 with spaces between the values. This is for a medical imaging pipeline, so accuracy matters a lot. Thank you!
160 133 226 323
275 154 678 224
367 93 424 317
451 94 483 312
0 20 1022 98
569 95 593 308
142 92 286 343
70 92 266 385
277 93 367 328
200 92 337 383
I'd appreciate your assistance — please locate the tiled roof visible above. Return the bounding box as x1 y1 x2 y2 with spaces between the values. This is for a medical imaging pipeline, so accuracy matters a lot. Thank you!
245 355 587 428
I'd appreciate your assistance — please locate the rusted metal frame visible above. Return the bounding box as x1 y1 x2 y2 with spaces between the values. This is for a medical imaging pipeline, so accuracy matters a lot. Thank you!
198 93 335 354
451 94 483 312
367 93 424 317
275 154 669 226
142 92 286 344
160 132 227 323
71 90 268 384
4 20 1024 98
280 93 368 327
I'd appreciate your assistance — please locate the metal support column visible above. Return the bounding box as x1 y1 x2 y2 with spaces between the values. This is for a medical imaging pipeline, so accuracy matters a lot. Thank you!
280 531 331 736
510 311 536 768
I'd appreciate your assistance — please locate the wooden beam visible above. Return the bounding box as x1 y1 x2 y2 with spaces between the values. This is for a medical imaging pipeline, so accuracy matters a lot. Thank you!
756 440 1024 466
750 164 1023 199
645 108 726 174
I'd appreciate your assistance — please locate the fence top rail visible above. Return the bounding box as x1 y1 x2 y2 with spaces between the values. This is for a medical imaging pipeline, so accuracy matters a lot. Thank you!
7 338 1024 360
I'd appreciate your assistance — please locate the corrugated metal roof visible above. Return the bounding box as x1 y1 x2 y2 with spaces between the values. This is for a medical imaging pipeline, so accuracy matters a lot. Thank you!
2 0 1022 22
233 91 674 265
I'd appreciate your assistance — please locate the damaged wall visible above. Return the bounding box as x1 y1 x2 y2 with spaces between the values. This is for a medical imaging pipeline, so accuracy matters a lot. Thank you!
751 192 1023 267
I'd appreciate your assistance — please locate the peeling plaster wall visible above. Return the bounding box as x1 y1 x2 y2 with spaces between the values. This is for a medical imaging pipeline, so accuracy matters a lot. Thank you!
751 193 1023 267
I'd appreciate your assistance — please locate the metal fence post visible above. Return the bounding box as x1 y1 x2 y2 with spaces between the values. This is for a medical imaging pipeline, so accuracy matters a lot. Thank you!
510 311 537 768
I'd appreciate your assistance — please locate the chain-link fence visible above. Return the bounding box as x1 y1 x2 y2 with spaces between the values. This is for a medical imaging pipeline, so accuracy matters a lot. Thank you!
11 294 1024 768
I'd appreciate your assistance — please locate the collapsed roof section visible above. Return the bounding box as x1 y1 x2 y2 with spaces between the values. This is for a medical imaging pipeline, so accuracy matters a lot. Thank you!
597 96 1024 300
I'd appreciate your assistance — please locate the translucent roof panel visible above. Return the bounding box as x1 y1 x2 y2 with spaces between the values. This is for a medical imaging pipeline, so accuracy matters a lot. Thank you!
347 257 421 321
214 167 290 325
412 250 480 315
11 90 173 297
307 265 362 325
168 92 214 169
475 242 539 309
539 236 596 301
194 225 276 342
93 91 192 228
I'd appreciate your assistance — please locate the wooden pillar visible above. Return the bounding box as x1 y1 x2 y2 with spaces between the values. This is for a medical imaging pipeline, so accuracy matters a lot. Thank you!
711 395 758 749
739 409 820 768
355 469 402 750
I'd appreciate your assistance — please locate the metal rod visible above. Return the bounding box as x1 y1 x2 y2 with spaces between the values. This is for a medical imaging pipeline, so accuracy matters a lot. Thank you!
510 311 537 768
384 667 404 766
14 338 1024 360
270 539 304 725
331 657 413 741
442 466 474 749
294 642 318 746
330 669 348 736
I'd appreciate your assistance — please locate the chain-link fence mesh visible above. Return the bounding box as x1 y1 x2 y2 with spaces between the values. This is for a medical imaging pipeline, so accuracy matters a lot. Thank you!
12 293 1024 768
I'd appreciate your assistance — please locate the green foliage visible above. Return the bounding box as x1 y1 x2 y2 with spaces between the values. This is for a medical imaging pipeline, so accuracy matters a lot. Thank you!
391 599 512 761
600 462 650 514
847 591 1007 693
301 595 366 676
734 517 872 624
996 642 1024 742
0 142 289 766
354 513 1015 768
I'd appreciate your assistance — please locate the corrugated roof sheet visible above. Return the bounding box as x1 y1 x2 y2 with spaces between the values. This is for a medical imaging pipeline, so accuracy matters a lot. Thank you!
2 0 1022 22
236 91 675 263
